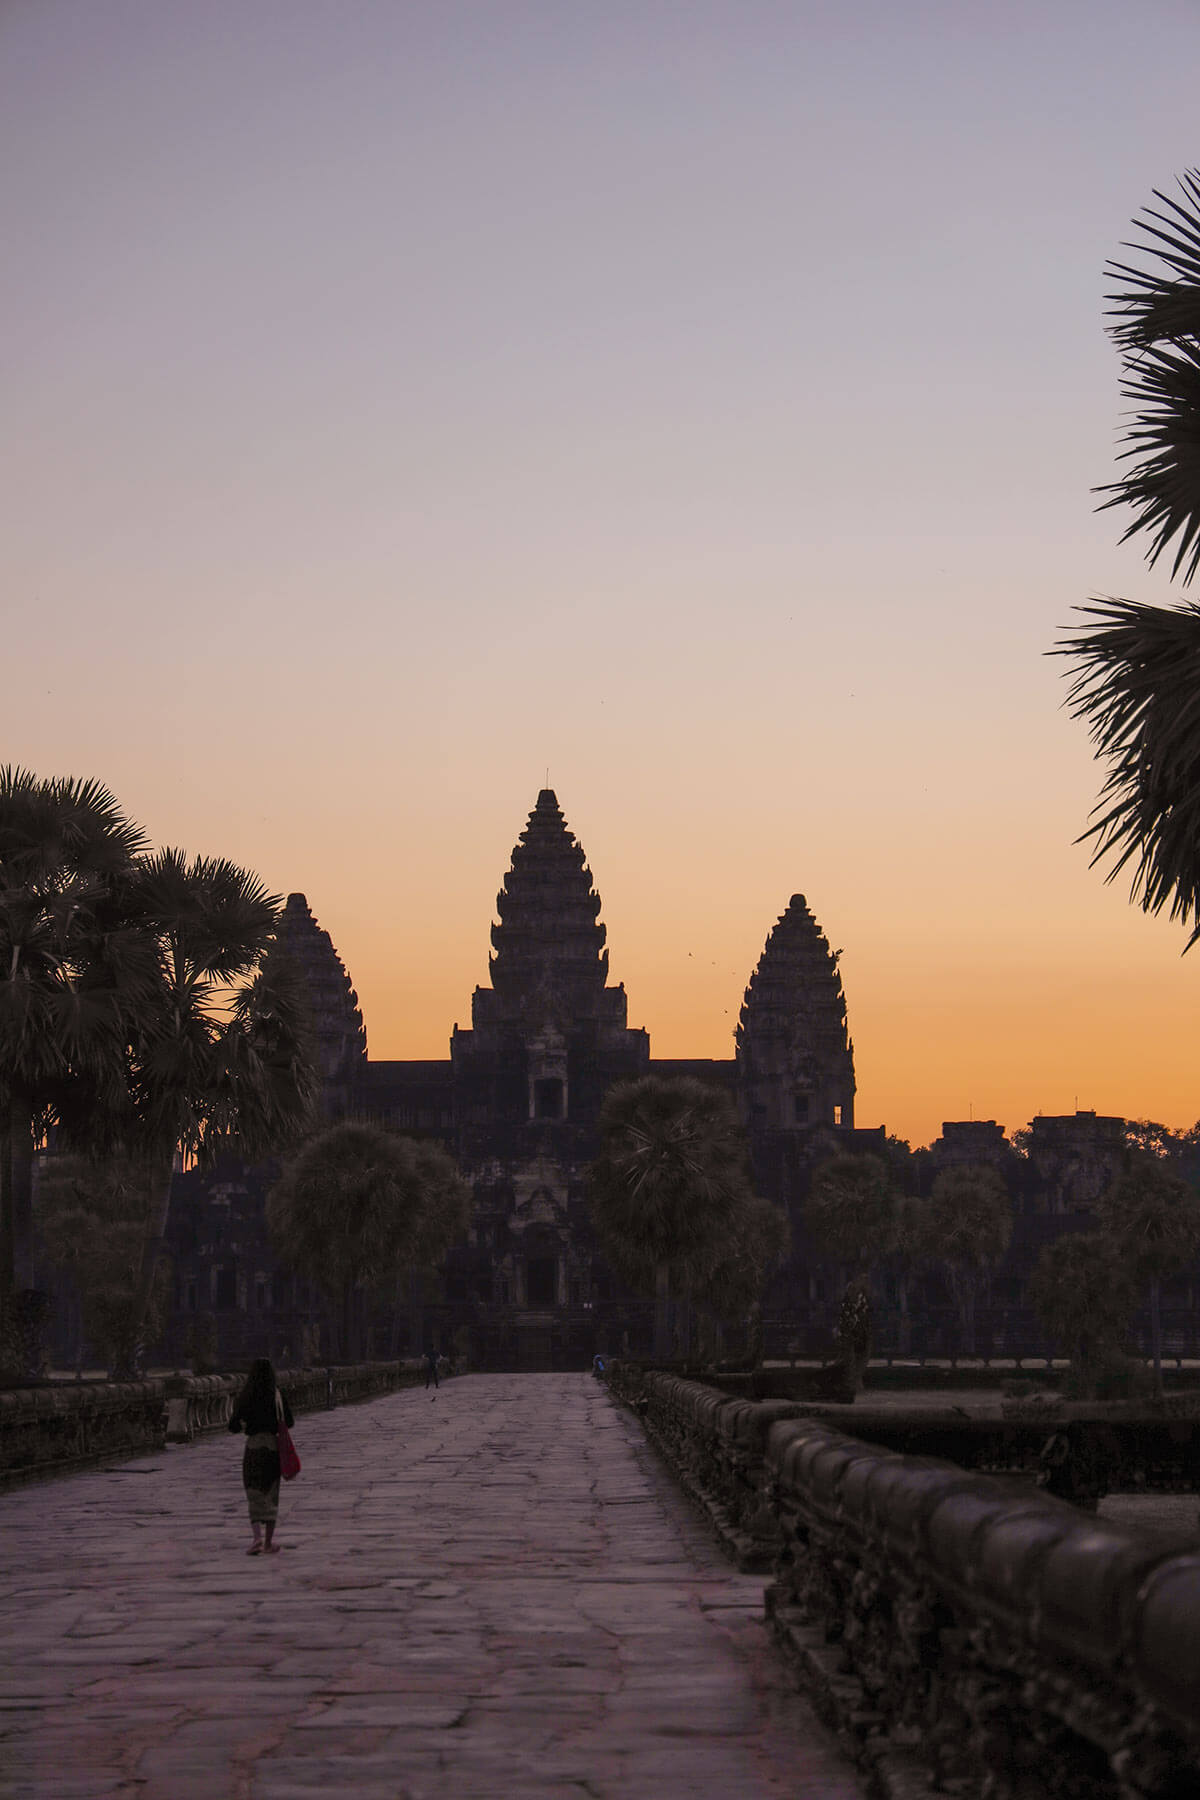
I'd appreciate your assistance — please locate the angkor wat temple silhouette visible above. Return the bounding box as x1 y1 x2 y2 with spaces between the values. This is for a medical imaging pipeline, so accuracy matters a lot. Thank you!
159 790 1145 1370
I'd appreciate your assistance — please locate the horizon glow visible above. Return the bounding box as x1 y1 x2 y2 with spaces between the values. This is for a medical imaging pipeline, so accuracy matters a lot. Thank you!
4 1 1200 1150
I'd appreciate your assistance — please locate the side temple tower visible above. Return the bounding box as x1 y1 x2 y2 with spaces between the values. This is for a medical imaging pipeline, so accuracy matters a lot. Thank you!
267 892 368 1121
735 893 856 1133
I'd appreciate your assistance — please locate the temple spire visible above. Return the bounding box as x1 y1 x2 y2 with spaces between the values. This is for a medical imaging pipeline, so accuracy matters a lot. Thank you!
483 789 610 1020
266 893 367 1119
736 893 855 1131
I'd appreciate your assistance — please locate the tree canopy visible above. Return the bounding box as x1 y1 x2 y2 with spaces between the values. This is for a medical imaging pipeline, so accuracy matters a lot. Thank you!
587 1076 755 1283
587 1074 766 1359
1027 1230 1138 1372
36 1153 167 1376
1097 1153 1200 1282
0 768 317 1375
911 1164 1012 1357
268 1124 469 1359
1 768 152 1330
804 1152 895 1270
1095 1152 1200 1391
121 849 316 1365
917 1165 1013 1273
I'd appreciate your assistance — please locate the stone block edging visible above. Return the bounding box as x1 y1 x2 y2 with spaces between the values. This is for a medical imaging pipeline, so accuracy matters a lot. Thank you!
610 1362 1200 1799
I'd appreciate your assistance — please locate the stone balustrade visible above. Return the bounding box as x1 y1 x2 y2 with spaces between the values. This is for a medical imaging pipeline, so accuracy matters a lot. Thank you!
610 1364 1200 1799
1 1358 446 1483
0 1379 169 1483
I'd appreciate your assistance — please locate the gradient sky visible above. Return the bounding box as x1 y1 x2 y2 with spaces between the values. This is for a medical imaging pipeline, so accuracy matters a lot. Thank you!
5 1 1200 1148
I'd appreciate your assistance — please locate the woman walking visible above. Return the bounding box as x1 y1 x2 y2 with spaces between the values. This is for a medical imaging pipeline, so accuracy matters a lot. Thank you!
228 1358 294 1555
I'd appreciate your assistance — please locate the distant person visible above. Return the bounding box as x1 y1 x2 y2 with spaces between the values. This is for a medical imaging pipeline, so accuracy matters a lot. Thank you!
424 1348 439 1392
592 1353 606 1380
228 1357 294 1555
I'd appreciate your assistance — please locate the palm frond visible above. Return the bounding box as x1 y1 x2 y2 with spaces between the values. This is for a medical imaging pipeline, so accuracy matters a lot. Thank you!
1097 336 1200 584
1099 172 1200 584
1055 596 1200 947
1105 172 1200 349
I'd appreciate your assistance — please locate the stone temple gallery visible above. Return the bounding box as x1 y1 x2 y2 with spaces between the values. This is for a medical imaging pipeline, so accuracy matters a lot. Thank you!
154 789 1152 1372
163 788 874 1369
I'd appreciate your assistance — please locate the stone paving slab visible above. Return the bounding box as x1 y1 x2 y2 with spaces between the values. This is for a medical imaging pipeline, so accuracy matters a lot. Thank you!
0 1374 869 1799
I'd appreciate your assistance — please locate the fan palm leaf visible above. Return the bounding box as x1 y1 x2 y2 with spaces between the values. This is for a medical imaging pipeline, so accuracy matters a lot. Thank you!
1 771 151 1303
1057 596 1200 946
1098 171 1200 584
588 1076 752 1276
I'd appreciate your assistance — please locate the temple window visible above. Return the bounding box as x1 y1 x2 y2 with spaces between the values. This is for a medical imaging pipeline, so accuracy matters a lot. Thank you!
833 1105 843 1126
793 1093 810 1125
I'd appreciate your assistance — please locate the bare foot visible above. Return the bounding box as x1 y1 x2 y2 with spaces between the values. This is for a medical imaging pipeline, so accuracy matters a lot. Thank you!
265 1544 281 1553
247 1545 262 1555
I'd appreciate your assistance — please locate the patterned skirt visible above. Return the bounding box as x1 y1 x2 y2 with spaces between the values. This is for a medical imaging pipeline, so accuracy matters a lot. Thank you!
242 1430 281 1524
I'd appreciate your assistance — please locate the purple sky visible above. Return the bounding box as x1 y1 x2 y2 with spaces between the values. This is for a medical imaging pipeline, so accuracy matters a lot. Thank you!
5 1 1200 1144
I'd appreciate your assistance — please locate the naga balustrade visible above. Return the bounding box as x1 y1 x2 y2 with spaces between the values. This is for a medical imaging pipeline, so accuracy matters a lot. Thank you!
0 1379 169 1483
1 1358 445 1482
163 1359 436 1442
611 1365 1200 1799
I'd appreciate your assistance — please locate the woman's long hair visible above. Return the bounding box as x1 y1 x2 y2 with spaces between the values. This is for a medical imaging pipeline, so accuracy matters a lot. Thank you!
236 1357 277 1417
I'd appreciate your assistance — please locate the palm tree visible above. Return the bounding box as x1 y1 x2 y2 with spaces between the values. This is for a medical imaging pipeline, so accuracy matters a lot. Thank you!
1095 1154 1200 1394
1058 174 1200 941
887 1191 928 1356
1058 597 1200 945
587 1075 756 1361
687 1192 790 1365
913 1165 1012 1358
1027 1231 1138 1392
1098 170 1200 582
123 850 316 1368
0 768 149 1337
36 1154 167 1378
805 1152 896 1378
805 1152 895 1272
398 1138 471 1358
268 1124 434 1361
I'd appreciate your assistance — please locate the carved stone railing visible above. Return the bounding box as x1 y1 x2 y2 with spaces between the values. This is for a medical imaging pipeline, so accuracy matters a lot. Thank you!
163 1373 234 1442
0 1379 169 1482
162 1359 437 1443
610 1365 1200 1798
2 1358 448 1482
609 1362 806 1569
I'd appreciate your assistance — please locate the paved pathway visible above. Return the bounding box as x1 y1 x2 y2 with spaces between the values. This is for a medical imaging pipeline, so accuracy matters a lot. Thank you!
0 1375 869 1800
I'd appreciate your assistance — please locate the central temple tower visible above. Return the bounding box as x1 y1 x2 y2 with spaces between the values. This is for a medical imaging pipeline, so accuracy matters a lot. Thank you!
449 790 649 1354
452 789 648 1127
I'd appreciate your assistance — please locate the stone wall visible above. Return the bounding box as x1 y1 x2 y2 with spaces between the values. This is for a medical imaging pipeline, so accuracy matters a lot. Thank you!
0 1359 447 1485
0 1379 170 1486
611 1366 1200 1799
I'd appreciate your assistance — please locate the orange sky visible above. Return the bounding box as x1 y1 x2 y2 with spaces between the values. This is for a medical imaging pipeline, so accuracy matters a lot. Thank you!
5 4 1200 1149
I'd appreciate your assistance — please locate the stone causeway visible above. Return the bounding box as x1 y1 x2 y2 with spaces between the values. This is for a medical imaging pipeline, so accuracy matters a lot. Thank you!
0 1373 869 1799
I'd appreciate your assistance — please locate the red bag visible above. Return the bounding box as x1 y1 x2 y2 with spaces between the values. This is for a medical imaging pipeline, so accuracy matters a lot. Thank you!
275 1390 301 1481
278 1421 301 1481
